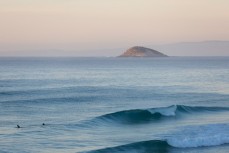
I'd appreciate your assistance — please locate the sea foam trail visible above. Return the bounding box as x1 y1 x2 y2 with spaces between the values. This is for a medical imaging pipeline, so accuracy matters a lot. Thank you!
92 105 229 124
167 123 229 148
86 123 229 153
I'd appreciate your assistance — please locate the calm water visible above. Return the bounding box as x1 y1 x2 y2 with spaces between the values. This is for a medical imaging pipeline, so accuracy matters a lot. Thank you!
0 57 229 153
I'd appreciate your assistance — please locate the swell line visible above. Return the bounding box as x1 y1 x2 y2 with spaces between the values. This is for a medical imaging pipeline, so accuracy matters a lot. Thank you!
84 140 170 153
87 105 229 124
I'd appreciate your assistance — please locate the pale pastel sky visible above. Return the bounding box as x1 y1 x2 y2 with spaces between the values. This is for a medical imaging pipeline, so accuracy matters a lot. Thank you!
0 0 229 56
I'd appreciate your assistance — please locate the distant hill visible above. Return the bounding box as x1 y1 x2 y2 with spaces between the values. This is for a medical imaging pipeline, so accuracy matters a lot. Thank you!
118 46 168 57
153 41 229 56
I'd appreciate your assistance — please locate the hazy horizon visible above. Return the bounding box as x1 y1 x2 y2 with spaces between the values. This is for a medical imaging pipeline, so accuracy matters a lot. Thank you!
1 0 229 56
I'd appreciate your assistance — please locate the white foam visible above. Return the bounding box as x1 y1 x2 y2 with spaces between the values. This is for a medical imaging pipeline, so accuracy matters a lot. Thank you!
148 105 177 116
167 123 229 148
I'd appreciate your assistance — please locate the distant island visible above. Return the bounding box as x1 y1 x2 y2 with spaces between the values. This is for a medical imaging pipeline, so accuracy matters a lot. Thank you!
118 46 168 57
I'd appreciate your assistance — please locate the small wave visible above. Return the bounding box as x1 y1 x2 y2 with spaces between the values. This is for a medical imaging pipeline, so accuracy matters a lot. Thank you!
95 105 177 124
92 105 229 124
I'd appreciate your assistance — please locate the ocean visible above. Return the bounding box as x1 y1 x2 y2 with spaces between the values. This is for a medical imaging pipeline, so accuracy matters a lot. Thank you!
0 57 229 153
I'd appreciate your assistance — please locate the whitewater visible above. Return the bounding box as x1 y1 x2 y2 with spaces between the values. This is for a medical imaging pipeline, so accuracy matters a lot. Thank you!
0 57 229 153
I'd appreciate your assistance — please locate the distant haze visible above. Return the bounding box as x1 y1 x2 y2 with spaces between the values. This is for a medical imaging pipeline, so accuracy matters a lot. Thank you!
0 0 229 56
153 41 229 56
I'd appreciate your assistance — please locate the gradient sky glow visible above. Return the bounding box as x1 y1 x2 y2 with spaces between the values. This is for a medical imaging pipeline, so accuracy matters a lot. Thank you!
1 0 229 56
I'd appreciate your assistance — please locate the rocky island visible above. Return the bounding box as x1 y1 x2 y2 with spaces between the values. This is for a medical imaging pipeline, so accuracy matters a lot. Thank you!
118 46 168 57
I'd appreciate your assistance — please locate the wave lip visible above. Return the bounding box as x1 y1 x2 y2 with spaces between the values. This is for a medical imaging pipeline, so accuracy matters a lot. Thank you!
147 105 177 116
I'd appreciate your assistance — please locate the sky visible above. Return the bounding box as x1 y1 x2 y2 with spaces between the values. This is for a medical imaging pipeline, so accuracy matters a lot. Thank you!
0 0 229 56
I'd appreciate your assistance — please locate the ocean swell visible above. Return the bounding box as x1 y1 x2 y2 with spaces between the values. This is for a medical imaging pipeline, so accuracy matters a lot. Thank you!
92 105 229 124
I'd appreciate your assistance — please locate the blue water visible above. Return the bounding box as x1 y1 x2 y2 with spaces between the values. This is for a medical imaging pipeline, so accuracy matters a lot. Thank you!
0 57 229 153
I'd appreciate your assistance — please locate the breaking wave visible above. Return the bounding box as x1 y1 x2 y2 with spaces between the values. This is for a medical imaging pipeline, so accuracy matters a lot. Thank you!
92 105 229 124
87 123 229 153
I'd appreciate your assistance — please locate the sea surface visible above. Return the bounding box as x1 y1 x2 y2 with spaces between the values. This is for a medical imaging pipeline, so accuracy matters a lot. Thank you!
0 57 229 153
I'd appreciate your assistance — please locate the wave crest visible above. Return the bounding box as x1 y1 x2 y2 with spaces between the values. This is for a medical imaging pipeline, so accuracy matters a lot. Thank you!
147 105 177 116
